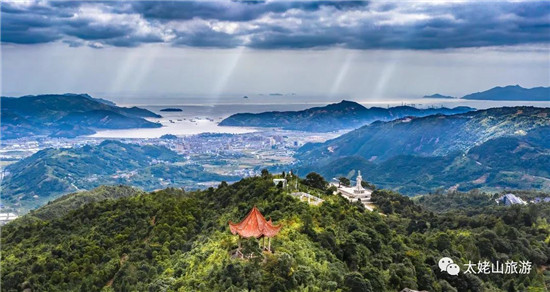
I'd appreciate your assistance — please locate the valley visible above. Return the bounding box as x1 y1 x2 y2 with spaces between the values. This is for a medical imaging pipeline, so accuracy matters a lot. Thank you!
2 96 549 215
0 129 341 214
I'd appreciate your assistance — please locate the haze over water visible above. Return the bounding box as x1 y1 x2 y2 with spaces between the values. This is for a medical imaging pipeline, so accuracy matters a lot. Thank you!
89 98 550 139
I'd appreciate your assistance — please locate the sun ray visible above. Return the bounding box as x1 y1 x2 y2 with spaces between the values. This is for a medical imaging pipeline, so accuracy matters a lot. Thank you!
209 46 246 104
329 49 356 98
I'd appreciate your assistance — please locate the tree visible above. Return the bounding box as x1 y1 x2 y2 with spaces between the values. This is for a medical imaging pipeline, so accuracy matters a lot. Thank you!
241 238 262 259
303 172 328 190
361 180 375 190
344 272 373 292
339 177 351 187
434 233 452 252
325 185 337 196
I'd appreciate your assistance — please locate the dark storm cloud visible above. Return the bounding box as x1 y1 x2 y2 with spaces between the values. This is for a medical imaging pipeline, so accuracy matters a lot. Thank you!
64 23 131 40
1 0 549 50
1 5 62 44
130 1 367 22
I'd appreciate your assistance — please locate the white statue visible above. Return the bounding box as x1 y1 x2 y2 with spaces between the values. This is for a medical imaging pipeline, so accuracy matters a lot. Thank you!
354 170 365 193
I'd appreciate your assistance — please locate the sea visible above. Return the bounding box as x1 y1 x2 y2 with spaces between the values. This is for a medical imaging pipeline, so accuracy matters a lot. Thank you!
90 97 550 139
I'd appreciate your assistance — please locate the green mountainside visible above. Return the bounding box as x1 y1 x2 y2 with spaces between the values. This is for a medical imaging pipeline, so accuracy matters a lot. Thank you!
296 107 550 163
2 175 549 291
219 100 474 132
415 189 550 214
24 186 145 222
0 93 161 139
0 140 237 212
298 126 550 195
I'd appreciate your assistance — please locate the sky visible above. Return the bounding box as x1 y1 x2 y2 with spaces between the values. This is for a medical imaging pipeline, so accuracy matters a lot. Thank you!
1 0 549 104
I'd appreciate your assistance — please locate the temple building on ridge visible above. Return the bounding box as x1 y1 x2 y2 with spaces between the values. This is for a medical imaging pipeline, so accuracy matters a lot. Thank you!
334 170 373 210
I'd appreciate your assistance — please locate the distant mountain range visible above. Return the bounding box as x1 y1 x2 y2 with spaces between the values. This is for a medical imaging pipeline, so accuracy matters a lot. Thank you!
296 107 550 194
0 93 162 139
1 140 237 212
219 100 475 132
296 106 550 162
427 85 549 101
462 85 549 101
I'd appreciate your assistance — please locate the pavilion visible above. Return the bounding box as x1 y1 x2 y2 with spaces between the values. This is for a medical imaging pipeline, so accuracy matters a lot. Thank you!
229 206 282 256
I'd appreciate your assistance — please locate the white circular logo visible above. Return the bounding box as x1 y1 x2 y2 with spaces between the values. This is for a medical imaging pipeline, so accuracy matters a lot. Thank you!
439 257 460 275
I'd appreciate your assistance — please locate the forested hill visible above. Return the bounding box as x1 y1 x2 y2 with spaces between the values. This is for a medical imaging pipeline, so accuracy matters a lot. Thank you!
22 185 145 222
297 125 550 195
0 93 161 139
219 100 474 132
2 174 549 291
1 140 237 213
296 106 550 163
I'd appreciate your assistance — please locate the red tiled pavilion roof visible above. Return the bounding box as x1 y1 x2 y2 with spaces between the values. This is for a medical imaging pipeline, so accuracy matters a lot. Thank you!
228 206 282 238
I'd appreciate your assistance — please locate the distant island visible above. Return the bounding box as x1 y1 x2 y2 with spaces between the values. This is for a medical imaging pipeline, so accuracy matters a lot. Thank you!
160 134 178 139
160 108 183 112
220 100 475 132
423 93 456 99
425 85 549 101
1 93 162 139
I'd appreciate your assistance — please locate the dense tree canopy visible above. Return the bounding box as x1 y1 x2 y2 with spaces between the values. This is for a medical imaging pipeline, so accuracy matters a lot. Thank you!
1 175 549 291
